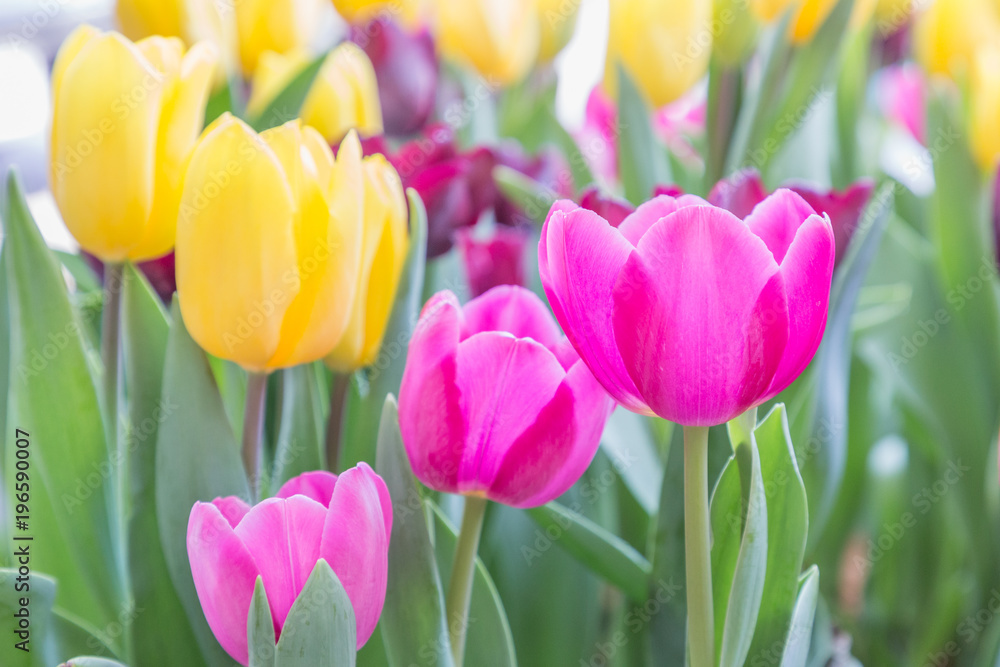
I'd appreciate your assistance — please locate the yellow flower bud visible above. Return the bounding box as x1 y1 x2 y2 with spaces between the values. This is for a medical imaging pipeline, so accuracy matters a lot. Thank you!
970 46 1000 170
326 154 408 371
915 0 1000 78
176 116 365 371
430 0 541 85
604 0 712 108
247 43 383 142
234 0 325 74
330 0 424 25
536 0 580 63
50 26 217 262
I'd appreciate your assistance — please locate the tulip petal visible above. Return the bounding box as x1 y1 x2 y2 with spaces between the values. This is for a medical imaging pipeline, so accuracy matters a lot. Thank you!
319 464 392 648
744 189 817 264
617 193 709 246
211 496 252 527
611 207 788 425
763 214 835 399
399 292 467 493
490 361 615 507
234 496 328 632
187 501 261 665
461 285 562 348
539 204 650 413
275 471 339 507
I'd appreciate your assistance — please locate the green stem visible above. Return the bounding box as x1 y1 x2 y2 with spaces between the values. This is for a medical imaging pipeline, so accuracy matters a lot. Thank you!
446 495 488 665
683 425 714 667
323 373 350 472
242 372 269 500
101 262 123 449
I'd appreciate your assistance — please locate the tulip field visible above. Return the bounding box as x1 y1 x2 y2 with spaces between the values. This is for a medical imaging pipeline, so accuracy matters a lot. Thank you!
3 0 1000 665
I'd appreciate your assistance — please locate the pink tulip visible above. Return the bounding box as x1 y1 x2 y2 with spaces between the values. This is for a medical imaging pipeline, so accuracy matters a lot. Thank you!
574 87 619 184
579 186 635 227
877 63 925 145
186 466 392 665
399 285 616 507
539 191 835 426
456 226 528 297
785 180 875 266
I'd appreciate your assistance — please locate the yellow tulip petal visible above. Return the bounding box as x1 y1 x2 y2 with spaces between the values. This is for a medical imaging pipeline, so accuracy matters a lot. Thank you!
116 0 183 41
50 31 163 261
177 114 298 371
246 49 311 118
235 0 322 73
789 0 838 44
301 44 383 142
432 0 539 85
536 0 580 62
751 0 797 22
915 0 1000 78
971 46 1000 171
51 25 99 103
135 35 185 77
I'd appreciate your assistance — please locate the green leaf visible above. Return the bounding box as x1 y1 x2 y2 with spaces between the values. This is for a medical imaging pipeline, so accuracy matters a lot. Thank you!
248 54 326 132
373 396 454 667
745 406 809 663
272 364 325 488
0 568 58 666
616 64 670 204
248 577 276 667
274 560 356 667
649 426 687 663
524 502 651 600
60 659 129 667
430 503 517 666
711 434 768 667
600 409 663 514
779 566 819 667
156 300 250 666
121 265 205 666
492 165 557 226
340 189 427 470
2 170 121 639
54 251 101 293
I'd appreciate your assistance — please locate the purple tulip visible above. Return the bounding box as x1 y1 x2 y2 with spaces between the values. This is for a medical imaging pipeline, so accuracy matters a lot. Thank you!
579 187 635 227
456 226 529 297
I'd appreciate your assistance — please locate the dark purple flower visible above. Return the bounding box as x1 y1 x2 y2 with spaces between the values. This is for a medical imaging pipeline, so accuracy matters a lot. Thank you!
456 226 528 297
85 252 176 303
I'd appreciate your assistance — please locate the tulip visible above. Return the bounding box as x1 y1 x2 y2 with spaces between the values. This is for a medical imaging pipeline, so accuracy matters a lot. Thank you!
456 227 529 297
573 87 619 184
176 115 363 372
536 0 580 62
399 284 615 506
326 154 409 371
351 18 438 135
429 0 540 85
248 43 383 143
751 0 875 44
705 168 769 219
579 187 635 227
914 0 1000 78
234 0 325 73
874 0 914 36
187 466 392 665
969 46 1000 171
50 26 217 262
540 190 834 425
604 0 711 107
332 0 424 24
876 63 926 144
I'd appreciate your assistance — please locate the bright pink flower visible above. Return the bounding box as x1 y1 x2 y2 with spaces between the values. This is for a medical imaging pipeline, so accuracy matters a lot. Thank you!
399 285 615 507
579 186 635 227
539 191 835 426
574 87 619 183
707 168 770 219
186 466 392 665
457 227 528 297
785 180 875 265
877 63 925 144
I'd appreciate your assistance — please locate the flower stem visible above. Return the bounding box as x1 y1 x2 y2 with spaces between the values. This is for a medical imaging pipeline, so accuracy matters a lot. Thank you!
446 495 488 665
683 425 714 667
101 262 123 449
242 372 269 500
323 373 350 472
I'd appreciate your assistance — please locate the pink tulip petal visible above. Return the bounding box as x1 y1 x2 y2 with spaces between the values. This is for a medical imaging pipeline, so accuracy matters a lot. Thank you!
275 471 339 507
187 502 261 666
787 180 874 265
745 189 818 264
234 496 328 632
763 214 835 399
461 285 561 348
490 360 615 507
211 496 252 527
399 291 467 493
539 203 650 413
319 464 391 648
611 207 789 425
454 332 568 491
618 193 708 246
708 169 769 219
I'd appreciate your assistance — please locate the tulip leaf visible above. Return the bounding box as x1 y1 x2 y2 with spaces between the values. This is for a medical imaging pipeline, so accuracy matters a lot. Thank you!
779 566 819 667
272 364 325 489
54 251 101 293
743 405 809 664
649 428 688 662
341 189 427 470
0 243 9 559
156 300 250 666
121 265 205 666
374 395 455 667
616 64 670 204
524 502 651 601
59 659 129 667
0 568 58 666
492 165 557 226
430 503 517 666
2 171 122 640
248 54 327 132
248 577 276 667
600 409 663 514
274 559 357 667
710 432 769 667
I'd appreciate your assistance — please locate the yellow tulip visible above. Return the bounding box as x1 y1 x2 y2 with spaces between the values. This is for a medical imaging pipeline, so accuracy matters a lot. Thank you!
49 26 217 262
234 0 325 73
915 0 1000 78
326 154 408 371
536 0 580 62
331 0 424 25
970 46 1000 170
604 0 712 108
247 43 383 142
177 116 365 371
750 0 875 45
430 0 540 85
